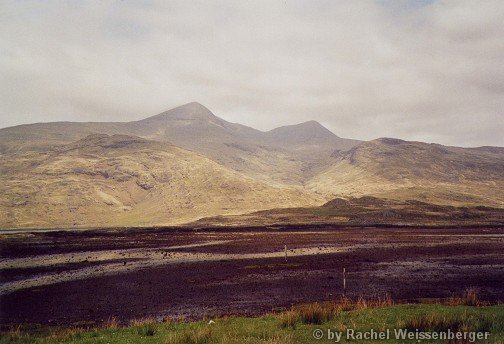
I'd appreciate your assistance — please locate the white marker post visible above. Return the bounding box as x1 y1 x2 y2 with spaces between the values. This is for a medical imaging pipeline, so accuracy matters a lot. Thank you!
343 268 346 290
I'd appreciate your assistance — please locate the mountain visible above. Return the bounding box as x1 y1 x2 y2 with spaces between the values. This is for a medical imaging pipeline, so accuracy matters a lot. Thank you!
0 102 360 186
262 121 360 180
306 138 504 207
265 120 358 150
0 134 316 228
0 103 503 229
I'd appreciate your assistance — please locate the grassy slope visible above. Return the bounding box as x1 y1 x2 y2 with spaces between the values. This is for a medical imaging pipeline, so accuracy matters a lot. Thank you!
3 304 504 344
307 139 504 207
0 134 317 229
190 196 504 227
1 105 503 229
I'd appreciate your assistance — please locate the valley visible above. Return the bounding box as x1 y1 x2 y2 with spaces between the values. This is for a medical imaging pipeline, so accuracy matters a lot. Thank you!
1 225 504 326
1 102 503 331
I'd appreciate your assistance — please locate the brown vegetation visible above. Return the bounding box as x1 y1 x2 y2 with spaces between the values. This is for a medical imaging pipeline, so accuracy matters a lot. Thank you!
445 288 484 307
280 294 394 326
1 102 503 229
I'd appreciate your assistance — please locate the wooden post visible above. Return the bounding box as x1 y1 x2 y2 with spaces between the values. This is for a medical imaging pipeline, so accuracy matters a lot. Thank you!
343 268 346 290
284 245 287 262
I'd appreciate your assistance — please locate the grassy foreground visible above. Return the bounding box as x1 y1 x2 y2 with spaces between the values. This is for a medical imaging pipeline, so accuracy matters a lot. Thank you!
2 301 504 344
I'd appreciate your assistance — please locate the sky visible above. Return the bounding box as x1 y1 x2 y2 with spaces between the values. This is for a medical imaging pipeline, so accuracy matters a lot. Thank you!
1 0 503 147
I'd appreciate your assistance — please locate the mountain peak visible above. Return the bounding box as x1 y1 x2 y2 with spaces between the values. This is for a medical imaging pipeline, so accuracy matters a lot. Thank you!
295 120 330 131
268 120 339 139
176 101 212 113
299 120 323 126
142 102 218 122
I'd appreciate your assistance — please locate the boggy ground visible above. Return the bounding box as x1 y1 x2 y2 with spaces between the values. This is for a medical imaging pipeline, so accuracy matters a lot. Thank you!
1 225 504 326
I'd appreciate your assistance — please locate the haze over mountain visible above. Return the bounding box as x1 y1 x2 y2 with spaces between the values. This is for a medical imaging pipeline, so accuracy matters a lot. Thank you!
0 102 360 186
0 102 503 228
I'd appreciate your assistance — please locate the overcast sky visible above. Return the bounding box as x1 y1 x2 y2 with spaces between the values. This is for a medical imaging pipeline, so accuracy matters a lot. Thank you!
1 0 503 147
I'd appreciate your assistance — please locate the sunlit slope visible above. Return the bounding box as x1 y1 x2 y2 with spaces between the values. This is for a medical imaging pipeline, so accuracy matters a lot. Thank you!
307 138 504 207
0 134 317 228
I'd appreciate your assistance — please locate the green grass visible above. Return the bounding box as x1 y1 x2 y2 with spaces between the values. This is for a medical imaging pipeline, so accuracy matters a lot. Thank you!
2 304 504 344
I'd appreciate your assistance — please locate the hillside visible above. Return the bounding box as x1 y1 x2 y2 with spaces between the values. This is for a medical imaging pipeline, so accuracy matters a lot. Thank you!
0 134 317 228
306 138 504 207
0 102 359 186
1 103 503 229
191 196 504 228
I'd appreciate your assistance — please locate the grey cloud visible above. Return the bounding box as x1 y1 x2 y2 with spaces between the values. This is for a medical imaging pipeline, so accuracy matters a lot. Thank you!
0 0 503 147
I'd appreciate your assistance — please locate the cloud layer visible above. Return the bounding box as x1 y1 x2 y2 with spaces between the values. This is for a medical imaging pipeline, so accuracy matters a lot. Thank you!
1 0 503 146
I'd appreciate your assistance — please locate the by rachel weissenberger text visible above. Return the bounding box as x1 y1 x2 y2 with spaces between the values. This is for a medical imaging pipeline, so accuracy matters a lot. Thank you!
312 328 491 342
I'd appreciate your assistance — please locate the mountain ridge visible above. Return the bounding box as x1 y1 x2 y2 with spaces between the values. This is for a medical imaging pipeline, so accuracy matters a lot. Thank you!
0 102 503 228
2 103 501 149
0 102 350 141
0 102 361 187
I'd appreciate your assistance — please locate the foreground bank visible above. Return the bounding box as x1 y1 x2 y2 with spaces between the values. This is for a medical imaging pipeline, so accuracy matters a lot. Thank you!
2 302 504 344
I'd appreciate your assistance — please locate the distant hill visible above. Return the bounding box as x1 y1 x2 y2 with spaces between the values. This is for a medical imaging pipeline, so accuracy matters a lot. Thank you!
0 102 359 186
190 196 504 228
0 103 503 229
306 138 504 206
